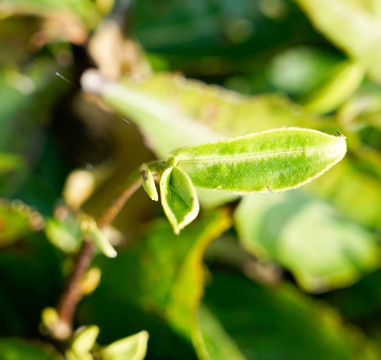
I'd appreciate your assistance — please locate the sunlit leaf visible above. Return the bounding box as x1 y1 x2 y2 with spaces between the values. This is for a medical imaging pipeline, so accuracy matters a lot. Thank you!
169 128 346 194
140 163 158 201
160 167 199 234
303 61 365 114
235 192 380 292
81 217 117 258
70 325 99 356
100 330 149 360
295 0 381 84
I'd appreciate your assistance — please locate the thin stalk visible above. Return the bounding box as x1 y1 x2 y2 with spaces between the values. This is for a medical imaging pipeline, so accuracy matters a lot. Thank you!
54 169 142 339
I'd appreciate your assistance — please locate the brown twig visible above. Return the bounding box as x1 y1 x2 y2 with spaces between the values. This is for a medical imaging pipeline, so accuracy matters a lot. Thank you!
54 177 142 339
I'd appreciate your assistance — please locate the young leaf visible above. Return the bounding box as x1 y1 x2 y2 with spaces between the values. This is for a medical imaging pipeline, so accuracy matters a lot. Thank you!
80 217 117 258
140 163 158 201
70 325 99 357
169 127 346 194
100 330 149 360
160 167 200 234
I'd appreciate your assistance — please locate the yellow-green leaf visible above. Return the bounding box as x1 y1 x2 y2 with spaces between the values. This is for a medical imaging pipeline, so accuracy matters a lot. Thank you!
169 127 346 194
160 167 199 234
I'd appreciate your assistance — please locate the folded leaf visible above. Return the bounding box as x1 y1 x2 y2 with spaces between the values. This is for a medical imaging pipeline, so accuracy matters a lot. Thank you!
140 163 158 201
160 167 199 234
169 127 346 194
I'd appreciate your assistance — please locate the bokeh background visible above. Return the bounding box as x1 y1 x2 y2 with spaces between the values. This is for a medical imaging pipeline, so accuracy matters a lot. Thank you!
1 0 381 359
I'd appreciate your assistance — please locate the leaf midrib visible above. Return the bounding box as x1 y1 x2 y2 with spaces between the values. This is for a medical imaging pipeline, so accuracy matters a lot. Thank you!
176 146 341 164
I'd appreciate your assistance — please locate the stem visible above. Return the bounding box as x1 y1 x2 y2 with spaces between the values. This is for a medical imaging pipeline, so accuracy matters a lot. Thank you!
54 171 142 339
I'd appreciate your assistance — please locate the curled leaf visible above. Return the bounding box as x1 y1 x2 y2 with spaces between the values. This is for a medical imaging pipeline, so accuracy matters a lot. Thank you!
169 127 347 194
140 163 158 201
160 167 200 234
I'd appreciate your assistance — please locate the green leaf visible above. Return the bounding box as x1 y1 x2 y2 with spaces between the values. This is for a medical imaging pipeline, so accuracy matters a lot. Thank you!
81 71 321 207
235 192 380 292
197 271 381 360
169 127 346 194
160 167 199 234
295 0 381 84
45 209 82 253
140 163 158 201
303 61 365 114
195 306 245 360
79 210 231 359
0 199 43 247
100 330 149 360
70 325 99 356
0 152 27 195
0 338 61 360
81 217 117 258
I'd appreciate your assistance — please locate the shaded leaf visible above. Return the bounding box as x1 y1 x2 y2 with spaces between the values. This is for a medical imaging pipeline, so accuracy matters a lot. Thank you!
197 271 381 360
160 167 199 234
79 210 231 359
0 338 62 360
0 199 43 247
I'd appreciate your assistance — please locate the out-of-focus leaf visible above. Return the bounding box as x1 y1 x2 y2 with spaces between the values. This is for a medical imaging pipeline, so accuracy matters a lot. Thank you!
100 330 149 360
268 46 341 96
169 128 346 194
0 0 100 30
0 152 27 194
307 154 381 229
197 271 381 360
194 306 245 360
81 217 117 258
295 0 381 84
69 325 99 359
0 233 63 337
0 60 69 198
81 70 321 207
0 338 62 360
0 199 43 247
160 167 199 234
82 71 321 158
303 61 365 114
45 209 82 253
79 210 231 358
235 191 379 292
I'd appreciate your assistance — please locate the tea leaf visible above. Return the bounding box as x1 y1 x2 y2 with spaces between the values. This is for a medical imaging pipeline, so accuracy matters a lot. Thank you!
304 61 365 114
160 167 199 234
140 163 158 201
295 0 381 84
235 192 379 292
169 127 346 194
100 330 149 360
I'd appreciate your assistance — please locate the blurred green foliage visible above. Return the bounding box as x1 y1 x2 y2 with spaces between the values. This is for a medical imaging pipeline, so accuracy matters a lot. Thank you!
1 0 381 359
